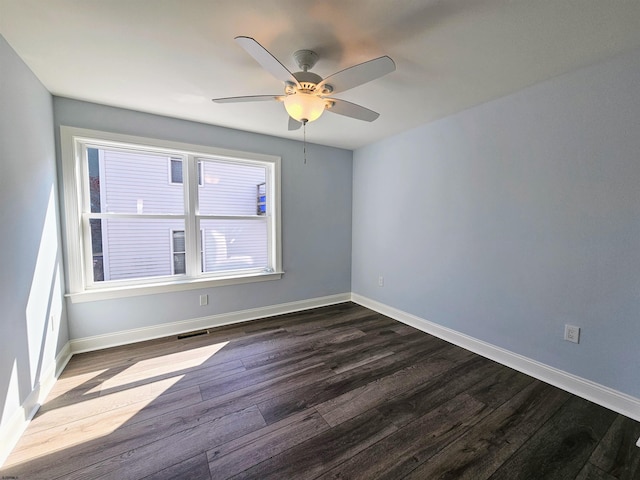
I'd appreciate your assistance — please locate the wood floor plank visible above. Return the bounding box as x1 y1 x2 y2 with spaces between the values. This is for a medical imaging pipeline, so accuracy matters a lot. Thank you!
198 346 330 401
575 462 619 480
45 347 244 411
229 408 398 480
401 380 570 480
486 396 617 480
27 360 241 435
316 393 487 480
315 344 476 427
141 453 212 480
256 339 455 425
63 405 266 480
587 415 640 480
207 409 330 479
239 320 406 371
8 384 203 464
375 355 503 429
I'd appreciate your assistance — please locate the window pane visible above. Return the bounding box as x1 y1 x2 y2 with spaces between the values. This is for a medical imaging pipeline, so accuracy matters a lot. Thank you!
89 218 185 282
198 160 266 216
201 219 268 273
88 148 184 214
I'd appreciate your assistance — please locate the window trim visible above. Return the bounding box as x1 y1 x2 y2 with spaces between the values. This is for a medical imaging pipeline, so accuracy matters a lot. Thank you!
60 126 283 303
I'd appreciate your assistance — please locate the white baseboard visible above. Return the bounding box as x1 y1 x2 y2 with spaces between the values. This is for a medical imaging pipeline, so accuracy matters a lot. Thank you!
351 293 640 424
70 293 352 354
0 342 72 467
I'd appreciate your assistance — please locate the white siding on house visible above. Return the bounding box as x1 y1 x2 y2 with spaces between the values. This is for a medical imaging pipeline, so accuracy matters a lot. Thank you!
101 218 184 280
95 149 267 281
198 160 265 216
100 149 184 214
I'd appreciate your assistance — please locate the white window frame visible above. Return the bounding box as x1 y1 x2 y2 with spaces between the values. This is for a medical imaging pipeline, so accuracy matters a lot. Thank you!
61 126 282 303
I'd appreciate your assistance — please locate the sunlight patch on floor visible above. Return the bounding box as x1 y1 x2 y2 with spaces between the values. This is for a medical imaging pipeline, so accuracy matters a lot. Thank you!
4 339 231 469
5 375 187 467
98 341 229 391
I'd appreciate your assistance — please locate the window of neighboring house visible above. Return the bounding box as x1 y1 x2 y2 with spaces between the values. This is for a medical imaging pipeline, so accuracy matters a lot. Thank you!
61 127 282 302
257 182 267 216
172 229 205 274
170 157 203 186
171 230 186 274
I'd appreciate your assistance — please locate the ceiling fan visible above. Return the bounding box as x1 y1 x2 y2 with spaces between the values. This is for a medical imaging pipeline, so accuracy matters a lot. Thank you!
213 36 396 130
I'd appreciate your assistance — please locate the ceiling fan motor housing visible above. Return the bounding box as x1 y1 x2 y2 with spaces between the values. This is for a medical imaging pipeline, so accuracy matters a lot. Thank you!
291 50 333 95
293 71 323 91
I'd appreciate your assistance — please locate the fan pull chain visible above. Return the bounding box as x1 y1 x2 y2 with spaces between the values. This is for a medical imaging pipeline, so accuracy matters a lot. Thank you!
303 121 307 164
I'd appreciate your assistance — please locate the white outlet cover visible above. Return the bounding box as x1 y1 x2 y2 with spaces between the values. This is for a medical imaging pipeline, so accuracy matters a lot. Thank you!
564 324 580 343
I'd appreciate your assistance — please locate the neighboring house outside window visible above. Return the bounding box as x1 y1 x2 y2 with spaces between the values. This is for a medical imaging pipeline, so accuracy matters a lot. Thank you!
61 127 282 301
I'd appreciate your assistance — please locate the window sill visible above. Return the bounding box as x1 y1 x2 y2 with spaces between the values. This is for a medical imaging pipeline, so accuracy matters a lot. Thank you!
65 271 284 303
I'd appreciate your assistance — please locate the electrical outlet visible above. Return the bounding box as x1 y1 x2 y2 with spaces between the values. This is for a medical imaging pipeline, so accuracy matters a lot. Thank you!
199 294 208 306
378 276 384 287
564 324 580 344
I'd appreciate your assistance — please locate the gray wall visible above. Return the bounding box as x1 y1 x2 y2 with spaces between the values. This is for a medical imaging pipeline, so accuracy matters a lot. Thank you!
53 98 353 339
352 47 640 398
0 36 69 431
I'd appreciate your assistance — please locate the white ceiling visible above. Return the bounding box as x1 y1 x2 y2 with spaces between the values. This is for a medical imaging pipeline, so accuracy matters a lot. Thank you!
2 0 640 150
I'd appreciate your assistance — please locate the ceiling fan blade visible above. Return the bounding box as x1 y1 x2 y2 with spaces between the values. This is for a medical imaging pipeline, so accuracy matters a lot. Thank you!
212 95 283 103
235 36 300 87
318 56 395 94
288 116 302 131
325 98 380 122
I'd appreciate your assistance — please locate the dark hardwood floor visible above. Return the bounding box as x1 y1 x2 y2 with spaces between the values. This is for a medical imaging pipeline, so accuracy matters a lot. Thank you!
2 302 639 479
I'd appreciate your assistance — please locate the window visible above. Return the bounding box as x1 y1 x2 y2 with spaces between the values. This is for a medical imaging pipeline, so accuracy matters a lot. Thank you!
171 230 186 274
61 127 282 301
170 158 183 184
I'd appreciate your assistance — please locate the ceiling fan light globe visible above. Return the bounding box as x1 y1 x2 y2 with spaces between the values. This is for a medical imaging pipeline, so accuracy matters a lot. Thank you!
284 93 325 123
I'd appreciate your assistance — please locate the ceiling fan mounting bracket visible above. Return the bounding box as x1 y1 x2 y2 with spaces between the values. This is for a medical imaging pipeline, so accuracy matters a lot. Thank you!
293 49 319 72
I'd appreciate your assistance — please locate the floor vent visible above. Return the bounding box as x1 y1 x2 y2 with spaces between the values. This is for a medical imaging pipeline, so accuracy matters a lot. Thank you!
177 329 210 339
